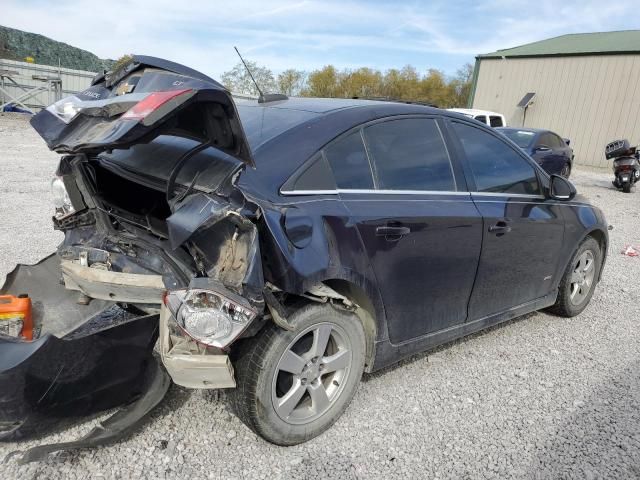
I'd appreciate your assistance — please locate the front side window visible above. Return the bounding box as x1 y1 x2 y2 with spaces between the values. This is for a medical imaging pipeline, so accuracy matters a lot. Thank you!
323 130 374 189
474 115 487 124
452 122 540 195
363 118 456 191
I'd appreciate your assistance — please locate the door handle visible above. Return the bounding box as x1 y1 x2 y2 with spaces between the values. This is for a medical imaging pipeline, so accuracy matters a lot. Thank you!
376 226 411 237
488 221 511 234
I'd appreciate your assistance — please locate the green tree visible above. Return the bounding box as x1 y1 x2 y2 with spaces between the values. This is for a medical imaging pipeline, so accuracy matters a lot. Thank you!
338 67 383 98
221 61 276 96
111 54 133 72
277 69 306 96
449 63 474 107
302 65 339 97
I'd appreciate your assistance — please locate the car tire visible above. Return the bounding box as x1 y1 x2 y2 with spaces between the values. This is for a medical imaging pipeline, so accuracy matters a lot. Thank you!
547 237 602 317
230 303 366 445
561 162 571 178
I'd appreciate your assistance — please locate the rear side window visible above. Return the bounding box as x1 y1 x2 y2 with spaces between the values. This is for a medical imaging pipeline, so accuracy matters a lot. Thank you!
489 116 504 128
363 118 456 191
452 122 540 195
283 153 336 192
324 130 374 189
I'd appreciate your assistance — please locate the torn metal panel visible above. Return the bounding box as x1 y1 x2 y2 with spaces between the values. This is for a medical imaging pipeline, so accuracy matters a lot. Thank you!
60 260 165 304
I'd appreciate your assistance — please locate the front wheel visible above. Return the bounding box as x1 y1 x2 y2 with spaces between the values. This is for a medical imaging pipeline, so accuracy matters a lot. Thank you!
548 237 602 317
560 162 571 178
230 303 366 445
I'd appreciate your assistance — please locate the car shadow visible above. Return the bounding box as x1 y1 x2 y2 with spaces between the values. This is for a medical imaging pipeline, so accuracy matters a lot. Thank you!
526 360 640 478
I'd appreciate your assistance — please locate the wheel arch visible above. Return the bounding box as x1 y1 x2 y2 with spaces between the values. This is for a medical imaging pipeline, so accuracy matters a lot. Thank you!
321 278 380 373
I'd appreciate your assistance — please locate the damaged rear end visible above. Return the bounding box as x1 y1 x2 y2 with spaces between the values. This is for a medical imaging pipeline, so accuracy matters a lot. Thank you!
1 56 266 458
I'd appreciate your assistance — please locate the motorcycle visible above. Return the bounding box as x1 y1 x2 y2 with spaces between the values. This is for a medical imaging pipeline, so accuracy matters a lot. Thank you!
605 139 640 193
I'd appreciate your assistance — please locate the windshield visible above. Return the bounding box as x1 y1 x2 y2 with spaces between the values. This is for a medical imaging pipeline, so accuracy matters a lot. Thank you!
236 104 319 150
498 129 536 149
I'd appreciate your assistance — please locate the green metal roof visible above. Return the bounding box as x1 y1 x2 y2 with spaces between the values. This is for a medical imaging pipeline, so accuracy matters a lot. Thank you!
479 30 640 59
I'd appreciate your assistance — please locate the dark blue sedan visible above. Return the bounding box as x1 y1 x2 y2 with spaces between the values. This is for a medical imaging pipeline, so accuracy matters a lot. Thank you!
497 127 573 178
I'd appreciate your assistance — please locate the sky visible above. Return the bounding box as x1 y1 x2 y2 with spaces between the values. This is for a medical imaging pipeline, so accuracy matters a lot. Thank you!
3 0 640 79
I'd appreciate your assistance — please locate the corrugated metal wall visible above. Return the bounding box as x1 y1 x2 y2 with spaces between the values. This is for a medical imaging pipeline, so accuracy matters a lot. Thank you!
472 55 640 168
0 58 96 111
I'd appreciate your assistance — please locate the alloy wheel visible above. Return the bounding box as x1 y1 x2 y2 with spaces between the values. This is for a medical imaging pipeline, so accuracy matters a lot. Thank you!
569 250 595 306
272 322 352 424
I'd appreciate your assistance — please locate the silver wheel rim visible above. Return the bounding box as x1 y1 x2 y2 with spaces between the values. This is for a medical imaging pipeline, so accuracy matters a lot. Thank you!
271 322 352 425
569 250 596 306
561 164 571 177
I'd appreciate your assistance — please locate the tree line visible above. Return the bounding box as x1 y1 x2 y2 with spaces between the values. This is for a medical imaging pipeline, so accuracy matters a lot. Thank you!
221 61 474 108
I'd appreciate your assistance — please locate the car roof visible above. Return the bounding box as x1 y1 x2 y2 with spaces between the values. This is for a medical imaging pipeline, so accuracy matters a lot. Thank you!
234 96 438 114
448 108 504 117
497 127 546 133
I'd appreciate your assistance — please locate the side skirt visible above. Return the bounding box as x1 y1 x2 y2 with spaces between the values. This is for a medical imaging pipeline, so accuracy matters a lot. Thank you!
371 291 557 371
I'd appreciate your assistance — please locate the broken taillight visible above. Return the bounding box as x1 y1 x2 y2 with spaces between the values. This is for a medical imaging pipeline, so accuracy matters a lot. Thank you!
121 89 193 121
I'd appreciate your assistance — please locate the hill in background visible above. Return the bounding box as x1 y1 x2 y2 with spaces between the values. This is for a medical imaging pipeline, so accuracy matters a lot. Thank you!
0 25 114 72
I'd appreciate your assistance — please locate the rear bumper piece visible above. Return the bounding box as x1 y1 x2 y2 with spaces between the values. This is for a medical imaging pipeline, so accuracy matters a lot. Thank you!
0 255 164 444
11 360 170 464
159 305 235 389
60 259 165 304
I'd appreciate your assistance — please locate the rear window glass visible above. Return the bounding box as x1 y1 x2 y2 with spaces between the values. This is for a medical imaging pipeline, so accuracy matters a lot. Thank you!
236 105 318 149
324 130 374 189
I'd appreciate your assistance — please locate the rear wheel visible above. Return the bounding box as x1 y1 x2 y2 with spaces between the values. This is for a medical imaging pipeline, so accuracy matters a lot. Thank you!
230 303 366 445
623 182 632 193
548 237 601 317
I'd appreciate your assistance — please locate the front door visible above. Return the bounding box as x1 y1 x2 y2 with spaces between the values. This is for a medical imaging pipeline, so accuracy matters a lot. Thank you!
323 117 483 344
448 121 565 319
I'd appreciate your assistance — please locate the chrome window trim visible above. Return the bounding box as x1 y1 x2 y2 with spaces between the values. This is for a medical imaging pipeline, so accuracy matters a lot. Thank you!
279 188 547 199
280 189 471 196
471 192 546 199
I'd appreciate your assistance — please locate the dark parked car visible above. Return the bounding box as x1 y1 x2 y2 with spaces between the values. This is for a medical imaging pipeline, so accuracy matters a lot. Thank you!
497 127 574 178
0 56 608 460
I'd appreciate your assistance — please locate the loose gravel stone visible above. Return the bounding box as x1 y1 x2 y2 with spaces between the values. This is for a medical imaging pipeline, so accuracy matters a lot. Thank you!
1 114 639 479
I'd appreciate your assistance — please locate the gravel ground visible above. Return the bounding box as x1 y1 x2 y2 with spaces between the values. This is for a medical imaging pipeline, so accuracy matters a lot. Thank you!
1 113 640 479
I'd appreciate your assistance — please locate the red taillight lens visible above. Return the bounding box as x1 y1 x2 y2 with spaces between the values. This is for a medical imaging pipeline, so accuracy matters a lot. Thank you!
619 165 633 172
122 89 192 121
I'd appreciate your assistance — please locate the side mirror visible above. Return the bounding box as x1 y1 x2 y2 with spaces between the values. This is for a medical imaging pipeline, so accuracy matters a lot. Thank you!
534 144 551 153
548 174 576 200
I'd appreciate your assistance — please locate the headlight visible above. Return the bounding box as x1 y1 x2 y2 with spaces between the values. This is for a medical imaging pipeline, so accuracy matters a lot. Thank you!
51 177 75 218
165 288 257 348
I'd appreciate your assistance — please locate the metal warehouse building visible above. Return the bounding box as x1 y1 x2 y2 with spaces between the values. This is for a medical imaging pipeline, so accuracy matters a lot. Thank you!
469 30 640 168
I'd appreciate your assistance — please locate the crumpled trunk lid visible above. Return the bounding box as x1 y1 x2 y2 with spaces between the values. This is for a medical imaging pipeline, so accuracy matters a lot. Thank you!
30 55 254 167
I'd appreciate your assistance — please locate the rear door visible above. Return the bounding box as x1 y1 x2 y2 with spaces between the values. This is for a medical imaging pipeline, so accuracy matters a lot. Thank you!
326 116 483 344
447 121 565 320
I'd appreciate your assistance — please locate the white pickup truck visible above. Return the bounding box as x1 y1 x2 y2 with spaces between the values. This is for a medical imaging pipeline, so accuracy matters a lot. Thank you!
447 108 506 128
